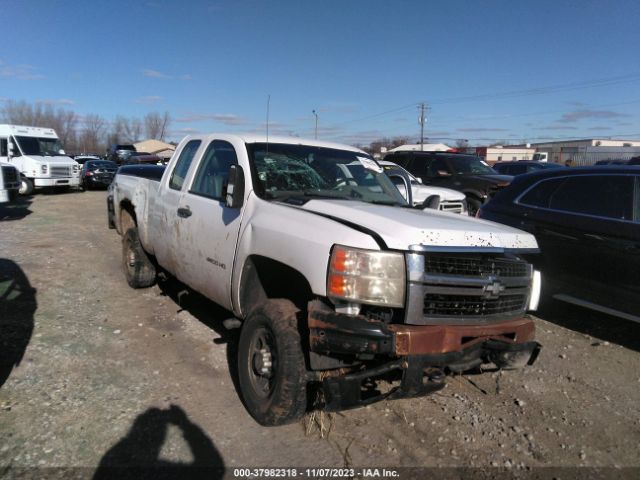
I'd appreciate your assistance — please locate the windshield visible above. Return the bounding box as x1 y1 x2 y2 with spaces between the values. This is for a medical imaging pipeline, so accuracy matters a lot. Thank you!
247 143 407 206
447 156 497 175
15 136 64 156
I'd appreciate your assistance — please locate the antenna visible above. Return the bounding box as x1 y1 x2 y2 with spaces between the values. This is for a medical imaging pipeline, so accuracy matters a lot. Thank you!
266 94 271 153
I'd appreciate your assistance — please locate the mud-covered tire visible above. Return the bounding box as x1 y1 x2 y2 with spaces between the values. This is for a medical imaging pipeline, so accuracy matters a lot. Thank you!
19 177 34 196
122 228 156 288
238 299 308 426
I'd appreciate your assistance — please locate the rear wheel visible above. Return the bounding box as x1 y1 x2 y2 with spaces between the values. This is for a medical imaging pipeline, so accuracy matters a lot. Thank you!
19 177 34 196
238 299 308 426
122 228 156 288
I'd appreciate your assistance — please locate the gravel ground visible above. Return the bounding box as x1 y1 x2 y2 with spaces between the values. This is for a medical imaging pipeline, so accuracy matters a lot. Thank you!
0 191 639 479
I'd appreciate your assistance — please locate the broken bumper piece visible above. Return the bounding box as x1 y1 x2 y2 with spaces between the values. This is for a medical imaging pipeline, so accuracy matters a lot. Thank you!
309 309 541 411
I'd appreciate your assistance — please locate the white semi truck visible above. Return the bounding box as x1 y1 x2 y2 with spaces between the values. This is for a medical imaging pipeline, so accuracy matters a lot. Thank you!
0 124 80 195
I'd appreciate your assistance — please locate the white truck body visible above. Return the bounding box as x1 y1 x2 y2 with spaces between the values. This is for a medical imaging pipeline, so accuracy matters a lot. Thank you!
110 133 542 425
0 124 80 194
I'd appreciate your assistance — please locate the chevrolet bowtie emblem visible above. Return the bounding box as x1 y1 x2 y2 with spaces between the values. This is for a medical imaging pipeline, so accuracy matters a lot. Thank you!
483 280 505 299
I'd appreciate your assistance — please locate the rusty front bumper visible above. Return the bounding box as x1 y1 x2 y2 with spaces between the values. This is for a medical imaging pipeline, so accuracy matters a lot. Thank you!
309 309 541 411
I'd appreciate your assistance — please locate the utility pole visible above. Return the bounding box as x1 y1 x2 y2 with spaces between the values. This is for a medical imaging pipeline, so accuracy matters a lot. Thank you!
418 103 427 151
312 110 318 139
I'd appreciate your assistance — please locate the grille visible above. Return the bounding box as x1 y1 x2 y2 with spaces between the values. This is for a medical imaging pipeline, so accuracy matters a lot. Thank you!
425 254 528 277
424 293 527 317
439 201 465 214
2 166 18 184
50 166 71 177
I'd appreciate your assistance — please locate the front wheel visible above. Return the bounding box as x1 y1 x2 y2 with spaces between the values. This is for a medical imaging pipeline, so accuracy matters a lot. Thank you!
238 299 308 426
19 177 34 196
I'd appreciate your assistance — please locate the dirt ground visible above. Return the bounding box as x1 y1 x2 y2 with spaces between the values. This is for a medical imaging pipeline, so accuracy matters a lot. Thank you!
1 191 639 478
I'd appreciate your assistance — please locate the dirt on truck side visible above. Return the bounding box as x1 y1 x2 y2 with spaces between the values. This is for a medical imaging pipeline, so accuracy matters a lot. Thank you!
0 192 639 477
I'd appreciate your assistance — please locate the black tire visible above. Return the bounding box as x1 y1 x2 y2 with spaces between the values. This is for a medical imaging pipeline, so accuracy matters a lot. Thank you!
122 228 156 288
466 196 482 217
238 299 308 426
19 177 34 196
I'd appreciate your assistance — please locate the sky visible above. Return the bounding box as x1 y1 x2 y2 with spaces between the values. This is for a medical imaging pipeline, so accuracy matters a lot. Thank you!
1 0 640 146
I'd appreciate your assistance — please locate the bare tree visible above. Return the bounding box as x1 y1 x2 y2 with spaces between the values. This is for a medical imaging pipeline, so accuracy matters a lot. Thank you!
78 114 107 153
144 111 171 141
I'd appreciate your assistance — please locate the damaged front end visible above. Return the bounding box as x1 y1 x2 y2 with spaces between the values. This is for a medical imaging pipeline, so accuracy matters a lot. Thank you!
308 306 541 412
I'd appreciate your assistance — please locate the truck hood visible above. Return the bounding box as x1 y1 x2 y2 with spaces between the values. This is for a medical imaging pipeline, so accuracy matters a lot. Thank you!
23 155 78 165
412 184 466 203
299 199 537 251
466 174 513 185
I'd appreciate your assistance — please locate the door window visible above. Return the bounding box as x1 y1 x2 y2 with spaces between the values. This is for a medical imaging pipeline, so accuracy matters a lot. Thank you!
550 175 634 220
169 140 201 191
519 178 566 208
190 140 238 200
0 138 6 156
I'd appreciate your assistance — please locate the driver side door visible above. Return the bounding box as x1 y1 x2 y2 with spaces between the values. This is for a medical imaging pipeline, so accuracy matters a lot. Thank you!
173 139 243 310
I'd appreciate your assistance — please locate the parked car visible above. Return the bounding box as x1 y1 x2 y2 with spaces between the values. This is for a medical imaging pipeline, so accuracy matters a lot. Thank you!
107 144 136 164
492 161 565 176
478 166 640 321
122 153 163 165
378 160 468 214
595 157 640 166
382 151 512 216
80 160 118 190
73 154 102 166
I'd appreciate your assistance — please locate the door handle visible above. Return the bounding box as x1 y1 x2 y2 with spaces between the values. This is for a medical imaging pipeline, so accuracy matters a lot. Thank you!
177 206 192 218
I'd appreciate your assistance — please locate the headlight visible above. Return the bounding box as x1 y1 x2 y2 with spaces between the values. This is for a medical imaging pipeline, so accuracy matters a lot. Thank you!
41 165 48 174
327 245 405 307
73 164 79 173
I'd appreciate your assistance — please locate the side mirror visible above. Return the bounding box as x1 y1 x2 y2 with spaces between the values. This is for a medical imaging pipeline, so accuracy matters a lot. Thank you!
8 142 17 157
58 149 66 155
421 195 441 210
225 164 245 208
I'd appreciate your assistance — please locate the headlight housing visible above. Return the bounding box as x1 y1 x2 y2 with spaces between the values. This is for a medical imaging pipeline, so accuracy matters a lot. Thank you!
41 165 48 175
327 245 405 307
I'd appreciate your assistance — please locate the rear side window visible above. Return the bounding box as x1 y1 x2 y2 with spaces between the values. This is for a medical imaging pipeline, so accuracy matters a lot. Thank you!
550 175 634 220
169 140 201 191
190 140 238 200
518 178 566 208
387 154 410 168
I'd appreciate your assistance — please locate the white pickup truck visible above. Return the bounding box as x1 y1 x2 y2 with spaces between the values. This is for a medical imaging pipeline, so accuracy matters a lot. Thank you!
109 134 542 426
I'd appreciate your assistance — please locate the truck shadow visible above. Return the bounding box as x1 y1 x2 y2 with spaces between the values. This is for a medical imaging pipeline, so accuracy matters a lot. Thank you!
537 297 640 353
0 259 37 388
156 275 243 407
93 404 224 479
0 196 33 221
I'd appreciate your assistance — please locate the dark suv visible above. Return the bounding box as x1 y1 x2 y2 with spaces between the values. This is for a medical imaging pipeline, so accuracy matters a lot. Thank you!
107 144 136 164
383 151 513 215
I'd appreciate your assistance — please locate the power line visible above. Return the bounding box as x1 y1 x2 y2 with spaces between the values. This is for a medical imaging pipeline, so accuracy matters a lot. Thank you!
334 72 640 128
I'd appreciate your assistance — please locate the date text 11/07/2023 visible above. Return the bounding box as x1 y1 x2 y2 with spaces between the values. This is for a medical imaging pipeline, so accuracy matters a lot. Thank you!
232 468 400 478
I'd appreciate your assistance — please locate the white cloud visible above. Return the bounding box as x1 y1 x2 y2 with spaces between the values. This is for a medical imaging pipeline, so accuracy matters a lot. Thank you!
35 98 76 106
135 96 162 105
143 69 171 79
175 113 248 125
0 61 45 80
